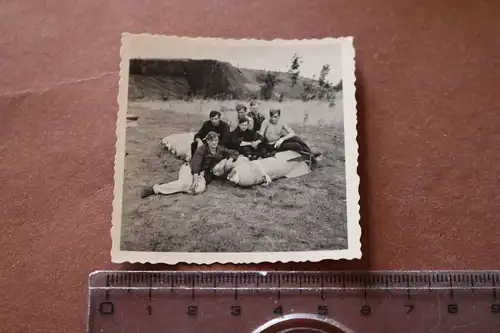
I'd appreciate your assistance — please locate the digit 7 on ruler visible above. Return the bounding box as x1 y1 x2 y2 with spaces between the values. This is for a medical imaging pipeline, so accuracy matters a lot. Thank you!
87 271 500 333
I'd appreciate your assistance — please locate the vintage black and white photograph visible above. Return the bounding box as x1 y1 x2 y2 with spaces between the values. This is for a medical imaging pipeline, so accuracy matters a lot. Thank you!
111 34 360 264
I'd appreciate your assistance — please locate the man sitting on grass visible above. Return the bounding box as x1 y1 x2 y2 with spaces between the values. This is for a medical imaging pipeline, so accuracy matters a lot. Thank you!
228 117 267 160
235 104 254 131
247 100 266 132
259 108 322 165
190 110 231 157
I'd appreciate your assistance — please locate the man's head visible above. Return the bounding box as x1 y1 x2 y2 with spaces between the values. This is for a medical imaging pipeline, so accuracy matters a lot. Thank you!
238 117 250 132
236 104 247 119
205 131 219 149
209 110 221 126
249 101 259 114
269 108 281 124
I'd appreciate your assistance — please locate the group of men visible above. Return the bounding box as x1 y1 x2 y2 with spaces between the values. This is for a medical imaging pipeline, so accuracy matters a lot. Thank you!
190 102 265 160
140 101 322 198
191 101 320 162
187 101 322 186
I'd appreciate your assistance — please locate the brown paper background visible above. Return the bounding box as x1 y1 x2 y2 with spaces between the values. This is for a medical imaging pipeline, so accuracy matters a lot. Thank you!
1 1 499 332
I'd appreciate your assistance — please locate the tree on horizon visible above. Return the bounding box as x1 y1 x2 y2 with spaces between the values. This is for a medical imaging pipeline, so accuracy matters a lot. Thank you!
287 53 302 87
255 71 282 100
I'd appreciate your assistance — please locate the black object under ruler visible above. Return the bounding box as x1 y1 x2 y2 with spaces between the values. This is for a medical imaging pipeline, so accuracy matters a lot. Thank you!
87 270 500 332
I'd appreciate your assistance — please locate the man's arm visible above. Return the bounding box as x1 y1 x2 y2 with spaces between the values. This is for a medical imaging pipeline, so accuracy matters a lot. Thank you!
189 145 205 175
253 131 264 144
258 119 269 138
280 123 296 141
219 122 231 146
228 129 243 149
194 122 208 140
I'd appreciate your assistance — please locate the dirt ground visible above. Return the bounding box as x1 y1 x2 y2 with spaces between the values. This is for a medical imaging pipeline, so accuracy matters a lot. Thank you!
119 100 348 253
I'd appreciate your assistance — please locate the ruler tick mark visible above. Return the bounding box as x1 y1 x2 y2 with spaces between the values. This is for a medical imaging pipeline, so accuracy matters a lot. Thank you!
321 276 325 300
234 276 238 300
278 278 281 301
363 277 367 301
407 280 411 300
493 279 497 300
148 276 153 300
105 274 110 300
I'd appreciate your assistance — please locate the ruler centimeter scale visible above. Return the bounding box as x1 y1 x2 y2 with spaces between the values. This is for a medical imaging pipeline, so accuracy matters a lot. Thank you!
87 270 500 332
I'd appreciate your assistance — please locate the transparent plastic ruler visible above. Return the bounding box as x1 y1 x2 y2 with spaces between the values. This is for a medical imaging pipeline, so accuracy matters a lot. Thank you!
87 270 500 332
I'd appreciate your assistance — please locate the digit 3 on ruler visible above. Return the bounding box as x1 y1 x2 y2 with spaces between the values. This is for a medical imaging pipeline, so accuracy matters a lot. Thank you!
87 271 500 333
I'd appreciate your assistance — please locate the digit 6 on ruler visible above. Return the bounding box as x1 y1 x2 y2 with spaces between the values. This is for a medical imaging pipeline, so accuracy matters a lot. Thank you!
231 305 242 316
87 270 500 333
187 305 197 316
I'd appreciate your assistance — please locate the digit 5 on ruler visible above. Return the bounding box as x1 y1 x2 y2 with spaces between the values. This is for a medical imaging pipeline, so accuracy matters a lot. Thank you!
87 270 500 333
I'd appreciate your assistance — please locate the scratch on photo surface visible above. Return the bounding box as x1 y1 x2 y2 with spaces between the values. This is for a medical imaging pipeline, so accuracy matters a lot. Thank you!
451 322 476 331
0 71 118 98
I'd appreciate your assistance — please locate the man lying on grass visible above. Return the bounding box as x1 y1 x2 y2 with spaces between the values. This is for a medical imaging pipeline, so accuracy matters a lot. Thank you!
140 131 239 198
228 117 267 160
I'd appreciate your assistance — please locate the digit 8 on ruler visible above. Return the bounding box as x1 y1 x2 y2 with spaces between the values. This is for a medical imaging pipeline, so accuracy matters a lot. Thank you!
87 270 500 333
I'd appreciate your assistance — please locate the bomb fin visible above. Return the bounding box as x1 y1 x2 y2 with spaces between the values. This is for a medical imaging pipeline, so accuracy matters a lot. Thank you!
285 162 311 178
286 155 308 162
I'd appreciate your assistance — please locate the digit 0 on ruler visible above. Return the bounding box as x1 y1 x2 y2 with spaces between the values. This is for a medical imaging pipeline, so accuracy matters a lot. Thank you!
87 270 500 333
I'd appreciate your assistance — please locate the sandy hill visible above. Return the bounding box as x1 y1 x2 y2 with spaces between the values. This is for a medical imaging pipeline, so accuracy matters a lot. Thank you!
127 59 330 101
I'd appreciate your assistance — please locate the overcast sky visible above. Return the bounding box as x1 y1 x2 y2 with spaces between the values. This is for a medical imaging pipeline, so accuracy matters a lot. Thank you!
221 43 343 85
127 36 344 85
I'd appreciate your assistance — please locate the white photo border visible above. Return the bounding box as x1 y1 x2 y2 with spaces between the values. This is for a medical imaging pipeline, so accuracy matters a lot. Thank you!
111 33 361 264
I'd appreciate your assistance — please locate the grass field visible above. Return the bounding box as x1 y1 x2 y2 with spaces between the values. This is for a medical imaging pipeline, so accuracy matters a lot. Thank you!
119 99 348 253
